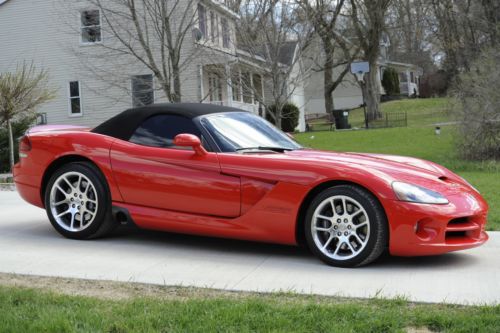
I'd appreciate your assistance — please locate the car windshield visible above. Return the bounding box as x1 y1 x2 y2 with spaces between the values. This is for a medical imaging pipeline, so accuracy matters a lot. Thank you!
200 112 302 152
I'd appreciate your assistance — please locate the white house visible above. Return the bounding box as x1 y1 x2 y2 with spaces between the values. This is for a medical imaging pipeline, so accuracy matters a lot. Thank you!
0 0 269 127
288 36 423 119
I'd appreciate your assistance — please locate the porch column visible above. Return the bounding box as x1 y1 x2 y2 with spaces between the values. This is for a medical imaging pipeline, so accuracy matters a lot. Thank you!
225 64 232 107
238 69 243 102
406 70 411 96
198 65 204 101
249 72 255 106
260 74 265 103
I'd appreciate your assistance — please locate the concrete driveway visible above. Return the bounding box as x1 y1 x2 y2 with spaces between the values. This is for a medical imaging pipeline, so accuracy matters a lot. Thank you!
0 190 498 305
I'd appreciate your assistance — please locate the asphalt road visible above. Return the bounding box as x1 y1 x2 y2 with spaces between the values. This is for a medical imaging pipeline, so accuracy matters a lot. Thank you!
0 190 498 305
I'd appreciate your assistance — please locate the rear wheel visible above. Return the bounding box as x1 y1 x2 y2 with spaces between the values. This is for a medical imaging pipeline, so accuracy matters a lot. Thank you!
44 162 115 239
304 185 388 267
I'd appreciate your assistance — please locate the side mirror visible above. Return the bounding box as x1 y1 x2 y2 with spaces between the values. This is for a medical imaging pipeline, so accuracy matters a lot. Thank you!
173 133 207 156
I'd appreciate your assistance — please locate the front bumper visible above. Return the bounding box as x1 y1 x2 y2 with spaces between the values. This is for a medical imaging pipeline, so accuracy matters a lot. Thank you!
385 190 489 256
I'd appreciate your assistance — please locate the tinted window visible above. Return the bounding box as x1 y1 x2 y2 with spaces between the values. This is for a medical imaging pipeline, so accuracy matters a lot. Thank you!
129 115 201 148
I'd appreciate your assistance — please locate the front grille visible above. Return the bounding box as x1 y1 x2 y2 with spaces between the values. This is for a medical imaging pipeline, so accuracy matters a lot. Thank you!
445 216 481 242
448 217 469 225
446 231 467 239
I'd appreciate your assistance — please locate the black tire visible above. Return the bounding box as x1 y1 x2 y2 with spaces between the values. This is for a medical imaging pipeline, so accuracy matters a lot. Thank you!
304 185 388 267
44 162 115 239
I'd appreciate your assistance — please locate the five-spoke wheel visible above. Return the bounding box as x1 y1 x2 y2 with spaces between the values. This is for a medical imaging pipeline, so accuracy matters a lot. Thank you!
305 185 388 267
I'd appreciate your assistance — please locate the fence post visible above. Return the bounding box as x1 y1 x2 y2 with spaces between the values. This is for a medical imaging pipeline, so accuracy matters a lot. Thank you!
385 113 388 128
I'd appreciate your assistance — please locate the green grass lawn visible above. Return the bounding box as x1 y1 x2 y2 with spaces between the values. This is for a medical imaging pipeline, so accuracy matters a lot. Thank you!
296 98 500 230
350 97 450 128
1 285 499 333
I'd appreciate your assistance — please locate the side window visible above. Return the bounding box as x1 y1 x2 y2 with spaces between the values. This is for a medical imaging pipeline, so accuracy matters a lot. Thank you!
198 4 207 38
221 18 230 48
81 10 102 44
68 81 82 116
129 115 201 148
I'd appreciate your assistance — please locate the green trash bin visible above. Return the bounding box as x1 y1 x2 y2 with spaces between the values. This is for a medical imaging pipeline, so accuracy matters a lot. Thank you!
331 109 351 130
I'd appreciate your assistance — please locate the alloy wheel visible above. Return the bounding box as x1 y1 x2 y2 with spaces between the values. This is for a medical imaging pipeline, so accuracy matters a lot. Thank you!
49 171 99 232
311 195 370 260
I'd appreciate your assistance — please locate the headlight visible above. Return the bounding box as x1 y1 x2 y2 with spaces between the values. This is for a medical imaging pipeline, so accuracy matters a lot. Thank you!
392 182 449 204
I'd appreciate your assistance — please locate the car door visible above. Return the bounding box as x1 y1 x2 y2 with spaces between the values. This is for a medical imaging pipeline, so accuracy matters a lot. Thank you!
109 114 241 218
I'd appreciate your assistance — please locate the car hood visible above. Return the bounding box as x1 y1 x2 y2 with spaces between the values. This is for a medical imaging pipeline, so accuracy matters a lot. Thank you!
283 149 468 193
287 149 439 175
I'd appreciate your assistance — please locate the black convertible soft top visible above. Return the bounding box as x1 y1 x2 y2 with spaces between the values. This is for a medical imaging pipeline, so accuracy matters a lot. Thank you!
91 103 242 141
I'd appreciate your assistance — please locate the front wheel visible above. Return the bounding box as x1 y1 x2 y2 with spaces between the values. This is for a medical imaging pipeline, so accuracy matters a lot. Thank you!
304 185 388 267
44 162 115 239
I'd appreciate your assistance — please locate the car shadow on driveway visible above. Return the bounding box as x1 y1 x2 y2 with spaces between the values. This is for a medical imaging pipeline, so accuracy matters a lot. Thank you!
110 225 310 259
107 226 479 269
15 220 479 270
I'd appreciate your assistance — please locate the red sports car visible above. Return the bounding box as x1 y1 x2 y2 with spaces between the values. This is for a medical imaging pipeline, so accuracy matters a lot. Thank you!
13 104 488 267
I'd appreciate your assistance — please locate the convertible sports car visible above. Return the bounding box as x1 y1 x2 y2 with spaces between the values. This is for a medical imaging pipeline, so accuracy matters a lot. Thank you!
13 103 488 267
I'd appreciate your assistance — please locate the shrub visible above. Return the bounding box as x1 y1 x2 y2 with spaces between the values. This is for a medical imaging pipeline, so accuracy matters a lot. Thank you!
0 117 34 173
266 102 300 132
381 67 400 96
449 48 500 160
419 70 449 98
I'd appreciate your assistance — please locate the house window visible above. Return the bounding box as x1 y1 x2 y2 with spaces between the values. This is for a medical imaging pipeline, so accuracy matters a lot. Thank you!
399 72 407 83
221 18 230 48
410 71 415 83
81 10 101 44
198 4 207 38
208 74 222 102
68 81 82 116
210 11 217 43
132 75 154 107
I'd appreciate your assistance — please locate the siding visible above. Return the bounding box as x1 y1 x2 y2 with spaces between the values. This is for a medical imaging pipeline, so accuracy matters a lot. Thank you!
0 0 238 127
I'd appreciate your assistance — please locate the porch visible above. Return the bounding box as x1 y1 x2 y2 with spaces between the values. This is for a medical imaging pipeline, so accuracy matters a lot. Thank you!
386 61 421 96
199 64 266 115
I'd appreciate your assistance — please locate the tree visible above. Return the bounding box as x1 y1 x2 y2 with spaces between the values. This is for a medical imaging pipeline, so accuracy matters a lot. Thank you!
428 0 499 82
0 63 56 170
349 0 392 121
450 47 500 160
297 0 359 114
237 0 314 128
386 0 436 74
72 0 203 103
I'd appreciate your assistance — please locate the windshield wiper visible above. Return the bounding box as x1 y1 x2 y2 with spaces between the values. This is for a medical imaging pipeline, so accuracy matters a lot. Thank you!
236 146 294 153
